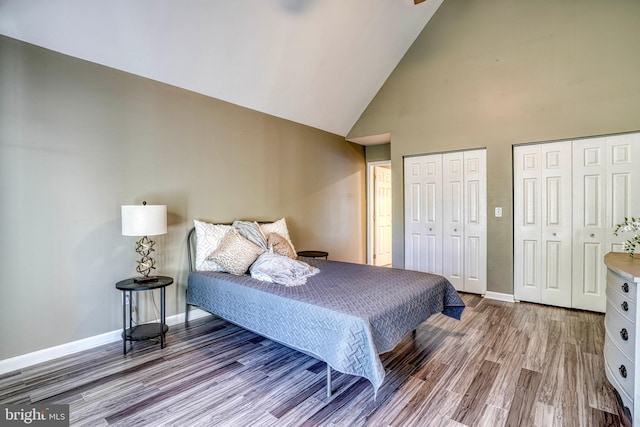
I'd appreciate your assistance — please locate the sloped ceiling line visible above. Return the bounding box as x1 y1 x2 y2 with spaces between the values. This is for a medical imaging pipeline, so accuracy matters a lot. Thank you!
0 0 444 137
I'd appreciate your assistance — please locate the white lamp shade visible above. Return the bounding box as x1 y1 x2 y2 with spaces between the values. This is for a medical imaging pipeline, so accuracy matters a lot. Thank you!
121 205 167 236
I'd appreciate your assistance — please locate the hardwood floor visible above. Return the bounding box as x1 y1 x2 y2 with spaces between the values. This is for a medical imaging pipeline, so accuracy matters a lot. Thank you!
0 294 625 426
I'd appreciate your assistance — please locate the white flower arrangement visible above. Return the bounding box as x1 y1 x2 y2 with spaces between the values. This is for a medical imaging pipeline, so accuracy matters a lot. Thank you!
614 217 640 256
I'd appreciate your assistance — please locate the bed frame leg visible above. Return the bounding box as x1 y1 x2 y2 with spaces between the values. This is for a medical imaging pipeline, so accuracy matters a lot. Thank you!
326 364 332 398
185 303 190 325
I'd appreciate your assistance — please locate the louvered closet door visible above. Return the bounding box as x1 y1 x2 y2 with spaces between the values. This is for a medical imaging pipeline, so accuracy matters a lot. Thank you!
513 142 572 307
404 155 443 274
572 133 640 312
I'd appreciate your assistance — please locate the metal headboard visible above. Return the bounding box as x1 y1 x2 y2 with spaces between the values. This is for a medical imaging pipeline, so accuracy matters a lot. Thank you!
187 220 274 273
187 227 197 273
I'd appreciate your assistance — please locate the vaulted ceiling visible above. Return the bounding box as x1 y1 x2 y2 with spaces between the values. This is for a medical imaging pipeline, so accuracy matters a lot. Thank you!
0 0 442 137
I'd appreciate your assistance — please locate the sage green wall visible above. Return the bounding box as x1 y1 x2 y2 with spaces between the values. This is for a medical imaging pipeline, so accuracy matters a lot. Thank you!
365 143 391 163
348 0 640 295
0 36 365 360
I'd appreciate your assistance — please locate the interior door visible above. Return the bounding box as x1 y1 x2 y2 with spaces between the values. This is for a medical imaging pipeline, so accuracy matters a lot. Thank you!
404 155 443 274
514 144 543 303
442 152 465 290
572 137 607 312
463 149 487 295
572 133 640 312
606 133 640 253
539 142 572 306
374 165 392 266
514 142 572 307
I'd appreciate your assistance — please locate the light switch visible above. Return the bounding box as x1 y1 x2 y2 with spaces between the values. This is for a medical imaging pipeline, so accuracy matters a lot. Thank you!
495 207 503 217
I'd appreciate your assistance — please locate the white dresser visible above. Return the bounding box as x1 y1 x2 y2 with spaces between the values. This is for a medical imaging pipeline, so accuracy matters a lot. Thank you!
604 252 640 423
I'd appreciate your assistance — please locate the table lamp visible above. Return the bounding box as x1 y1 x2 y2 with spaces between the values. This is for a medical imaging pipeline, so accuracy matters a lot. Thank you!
121 201 167 283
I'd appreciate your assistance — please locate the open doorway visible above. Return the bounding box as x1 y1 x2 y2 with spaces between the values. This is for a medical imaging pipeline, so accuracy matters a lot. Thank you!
367 161 392 266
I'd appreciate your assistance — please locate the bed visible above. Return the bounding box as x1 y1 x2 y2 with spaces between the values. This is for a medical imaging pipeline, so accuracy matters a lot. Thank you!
184 225 464 396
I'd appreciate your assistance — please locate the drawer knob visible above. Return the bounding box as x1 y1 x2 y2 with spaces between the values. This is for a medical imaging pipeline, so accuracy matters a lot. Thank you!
620 365 628 378
623 283 630 293
621 328 629 341
622 301 629 311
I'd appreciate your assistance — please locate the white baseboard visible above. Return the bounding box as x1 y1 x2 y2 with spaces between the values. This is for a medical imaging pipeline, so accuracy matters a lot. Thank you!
0 308 210 375
483 291 516 303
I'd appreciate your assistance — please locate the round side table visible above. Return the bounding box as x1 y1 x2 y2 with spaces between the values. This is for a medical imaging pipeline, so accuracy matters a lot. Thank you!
296 250 329 259
115 276 173 355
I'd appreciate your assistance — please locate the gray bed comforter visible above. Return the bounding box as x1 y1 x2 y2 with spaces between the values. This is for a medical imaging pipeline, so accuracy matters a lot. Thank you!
186 259 464 393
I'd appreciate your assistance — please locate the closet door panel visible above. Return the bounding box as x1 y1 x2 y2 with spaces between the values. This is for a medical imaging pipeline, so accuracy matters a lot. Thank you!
463 149 487 294
514 142 572 307
404 155 443 274
607 133 640 252
443 152 465 291
404 157 426 271
573 138 607 312
514 145 543 303
540 142 572 307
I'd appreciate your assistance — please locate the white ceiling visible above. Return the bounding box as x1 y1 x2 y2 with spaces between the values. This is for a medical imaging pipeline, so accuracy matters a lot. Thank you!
0 0 442 137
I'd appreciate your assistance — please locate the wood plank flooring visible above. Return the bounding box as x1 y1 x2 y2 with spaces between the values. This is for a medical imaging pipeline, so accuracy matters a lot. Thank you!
0 294 626 426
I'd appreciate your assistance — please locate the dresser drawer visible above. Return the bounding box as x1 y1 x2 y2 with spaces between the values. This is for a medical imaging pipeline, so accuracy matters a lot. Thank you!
604 336 635 398
605 303 636 360
608 269 637 302
604 359 634 420
606 282 636 323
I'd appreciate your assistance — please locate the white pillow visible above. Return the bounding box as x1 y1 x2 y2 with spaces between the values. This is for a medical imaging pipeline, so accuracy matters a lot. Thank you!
260 218 296 254
207 228 265 275
193 219 232 271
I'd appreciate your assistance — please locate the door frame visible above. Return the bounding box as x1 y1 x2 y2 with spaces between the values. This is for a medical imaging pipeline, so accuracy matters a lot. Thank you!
367 160 392 265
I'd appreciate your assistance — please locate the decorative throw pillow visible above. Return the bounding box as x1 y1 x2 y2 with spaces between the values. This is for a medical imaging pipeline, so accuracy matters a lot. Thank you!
232 220 268 250
207 228 265 275
194 219 232 271
260 218 296 254
267 232 297 259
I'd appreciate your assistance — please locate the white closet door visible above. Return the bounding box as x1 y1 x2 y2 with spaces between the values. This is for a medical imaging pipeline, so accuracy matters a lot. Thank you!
572 137 607 312
573 133 640 312
539 143 573 306
442 152 465 290
514 142 572 307
404 155 443 274
606 133 640 253
463 149 487 295
405 149 487 295
514 145 543 303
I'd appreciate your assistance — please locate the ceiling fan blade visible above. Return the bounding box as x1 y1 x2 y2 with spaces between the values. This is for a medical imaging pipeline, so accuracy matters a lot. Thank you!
414 0 426 4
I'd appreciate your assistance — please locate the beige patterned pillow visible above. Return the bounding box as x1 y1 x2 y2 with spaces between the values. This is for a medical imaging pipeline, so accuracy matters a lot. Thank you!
207 228 265 275
260 218 296 254
194 219 232 271
267 232 297 259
